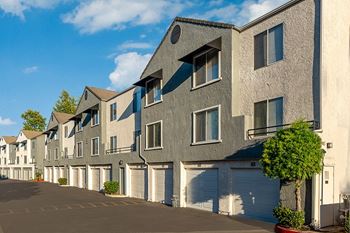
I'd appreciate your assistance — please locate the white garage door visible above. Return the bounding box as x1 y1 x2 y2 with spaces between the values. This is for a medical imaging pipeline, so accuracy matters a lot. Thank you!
231 169 280 222
72 168 79 187
186 169 218 212
130 168 147 199
49 167 53 182
154 168 173 205
60 167 65 178
80 168 86 188
23 169 30 180
54 167 59 183
104 168 111 183
14 169 20 180
91 168 100 191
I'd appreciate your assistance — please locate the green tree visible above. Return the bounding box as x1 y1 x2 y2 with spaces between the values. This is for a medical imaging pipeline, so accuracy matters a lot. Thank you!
21 109 46 132
53 90 77 114
260 120 324 211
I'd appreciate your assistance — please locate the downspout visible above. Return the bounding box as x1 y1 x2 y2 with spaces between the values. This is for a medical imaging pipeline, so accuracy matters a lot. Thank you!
138 134 148 166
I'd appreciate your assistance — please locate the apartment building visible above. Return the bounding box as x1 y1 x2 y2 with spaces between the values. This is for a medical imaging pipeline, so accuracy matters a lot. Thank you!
43 86 142 193
0 136 16 178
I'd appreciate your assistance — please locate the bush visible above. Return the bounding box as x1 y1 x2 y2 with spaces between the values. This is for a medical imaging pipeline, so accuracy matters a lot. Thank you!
345 216 350 232
58 178 68 185
104 181 119 194
35 172 42 181
273 205 305 230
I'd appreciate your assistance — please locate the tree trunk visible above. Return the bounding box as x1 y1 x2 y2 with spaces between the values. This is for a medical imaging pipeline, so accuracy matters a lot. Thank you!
295 179 303 211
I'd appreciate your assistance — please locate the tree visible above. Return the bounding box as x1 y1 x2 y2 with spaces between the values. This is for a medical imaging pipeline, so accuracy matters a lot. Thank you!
260 120 324 211
53 90 77 114
21 109 46 132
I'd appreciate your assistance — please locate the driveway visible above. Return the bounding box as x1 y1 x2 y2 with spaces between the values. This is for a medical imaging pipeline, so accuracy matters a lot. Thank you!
0 180 274 233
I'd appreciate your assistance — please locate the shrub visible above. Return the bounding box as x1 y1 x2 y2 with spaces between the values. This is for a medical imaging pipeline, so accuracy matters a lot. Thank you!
104 181 119 194
273 205 305 230
35 172 42 181
58 178 68 185
345 216 350 232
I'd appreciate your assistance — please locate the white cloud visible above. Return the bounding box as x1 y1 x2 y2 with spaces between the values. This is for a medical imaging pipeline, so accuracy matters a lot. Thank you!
208 0 224 7
190 5 238 23
62 0 184 34
0 116 15 126
23 66 39 74
109 52 151 91
0 0 61 20
118 41 153 50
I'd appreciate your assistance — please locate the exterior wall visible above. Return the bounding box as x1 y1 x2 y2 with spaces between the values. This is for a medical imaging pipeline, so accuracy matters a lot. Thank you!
62 120 75 157
106 87 141 151
32 135 46 174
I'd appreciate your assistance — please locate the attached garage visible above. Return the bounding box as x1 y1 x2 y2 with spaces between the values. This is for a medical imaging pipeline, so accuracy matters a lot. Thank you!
104 168 111 183
14 169 21 180
130 168 147 199
80 168 86 188
91 168 101 191
59 167 65 178
23 169 31 180
4 169 9 178
54 167 59 183
154 168 173 205
231 169 280 222
71 168 79 187
48 167 53 182
186 169 219 212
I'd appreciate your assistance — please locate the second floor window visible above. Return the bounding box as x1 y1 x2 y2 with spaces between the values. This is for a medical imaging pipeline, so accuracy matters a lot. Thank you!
193 49 220 88
146 121 162 149
55 148 59 160
193 106 220 144
254 97 283 135
110 136 117 150
91 110 99 126
16 156 19 164
91 137 99 156
110 103 117 121
24 143 27 150
146 79 162 106
64 147 68 158
77 142 83 157
254 24 284 69
24 156 27 164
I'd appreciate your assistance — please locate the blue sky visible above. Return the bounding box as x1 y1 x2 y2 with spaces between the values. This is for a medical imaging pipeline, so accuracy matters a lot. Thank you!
0 0 288 136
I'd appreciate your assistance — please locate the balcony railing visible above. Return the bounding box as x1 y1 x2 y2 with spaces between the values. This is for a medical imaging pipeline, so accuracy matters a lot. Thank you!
247 120 320 138
106 146 135 155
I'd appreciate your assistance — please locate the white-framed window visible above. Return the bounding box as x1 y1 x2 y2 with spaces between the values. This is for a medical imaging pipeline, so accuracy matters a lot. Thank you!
16 156 19 164
24 156 27 164
145 78 162 107
110 103 117 121
77 119 83 132
193 48 221 89
110 136 117 150
77 141 83 158
91 110 99 126
254 97 283 135
254 23 284 69
64 147 68 158
192 105 221 144
145 121 162 150
55 148 59 160
91 137 99 156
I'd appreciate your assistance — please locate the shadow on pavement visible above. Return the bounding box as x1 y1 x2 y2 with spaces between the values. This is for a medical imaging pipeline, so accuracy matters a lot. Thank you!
0 179 40 203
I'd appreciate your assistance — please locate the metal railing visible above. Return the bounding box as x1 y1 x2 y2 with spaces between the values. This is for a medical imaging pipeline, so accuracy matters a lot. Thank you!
106 145 135 155
247 120 320 138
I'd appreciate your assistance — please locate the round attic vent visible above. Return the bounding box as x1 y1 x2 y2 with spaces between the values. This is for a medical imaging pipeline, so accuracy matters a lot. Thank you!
170 25 181 44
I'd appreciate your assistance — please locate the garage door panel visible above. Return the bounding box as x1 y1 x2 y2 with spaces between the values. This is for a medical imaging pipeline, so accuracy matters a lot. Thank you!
186 169 218 212
92 169 100 191
154 168 173 205
130 169 147 199
81 168 86 188
72 168 79 187
231 169 279 222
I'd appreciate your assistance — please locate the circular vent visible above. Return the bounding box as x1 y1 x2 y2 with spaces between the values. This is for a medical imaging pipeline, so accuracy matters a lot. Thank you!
170 25 181 44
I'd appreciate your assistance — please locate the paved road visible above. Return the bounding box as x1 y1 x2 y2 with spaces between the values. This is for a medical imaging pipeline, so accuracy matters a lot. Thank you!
0 179 274 233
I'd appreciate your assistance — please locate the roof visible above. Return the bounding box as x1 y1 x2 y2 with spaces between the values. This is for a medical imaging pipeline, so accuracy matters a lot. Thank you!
22 130 43 139
87 86 118 101
53 112 74 124
2 136 17 144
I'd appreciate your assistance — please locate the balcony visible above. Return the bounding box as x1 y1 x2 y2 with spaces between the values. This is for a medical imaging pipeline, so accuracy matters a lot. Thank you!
247 120 320 138
106 146 135 155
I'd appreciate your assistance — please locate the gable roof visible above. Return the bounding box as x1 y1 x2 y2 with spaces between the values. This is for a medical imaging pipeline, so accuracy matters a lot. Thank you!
87 87 118 101
2 136 17 144
22 130 43 139
53 112 74 124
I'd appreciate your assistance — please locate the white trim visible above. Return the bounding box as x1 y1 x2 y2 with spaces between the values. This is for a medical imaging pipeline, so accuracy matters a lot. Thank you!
145 120 163 150
76 141 83 158
192 48 222 89
192 105 221 144
145 78 163 108
91 137 100 156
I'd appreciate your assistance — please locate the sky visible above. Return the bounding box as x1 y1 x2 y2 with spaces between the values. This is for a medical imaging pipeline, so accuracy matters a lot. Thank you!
0 0 289 136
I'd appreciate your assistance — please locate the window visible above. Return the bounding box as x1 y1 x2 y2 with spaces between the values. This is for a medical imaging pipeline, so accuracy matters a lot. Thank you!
146 121 162 149
24 156 27 164
4 158 6 165
254 24 284 69
77 119 83 132
133 90 142 112
110 103 117 121
54 131 58 140
55 148 59 160
64 147 68 158
110 136 117 150
47 150 51 160
193 49 220 88
193 106 220 144
91 137 99 156
16 156 19 164
85 90 88 100
24 142 27 150
91 110 99 126
146 79 162 106
254 97 283 135
64 126 68 138
77 142 83 157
